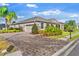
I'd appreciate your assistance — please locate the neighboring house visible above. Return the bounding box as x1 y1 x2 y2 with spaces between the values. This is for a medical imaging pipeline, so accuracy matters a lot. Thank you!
10 16 64 32
0 24 5 30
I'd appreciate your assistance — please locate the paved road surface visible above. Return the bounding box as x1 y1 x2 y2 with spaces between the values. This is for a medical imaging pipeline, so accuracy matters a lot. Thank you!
68 40 79 56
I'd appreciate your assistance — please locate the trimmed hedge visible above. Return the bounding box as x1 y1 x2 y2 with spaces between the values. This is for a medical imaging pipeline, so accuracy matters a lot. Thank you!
0 28 22 33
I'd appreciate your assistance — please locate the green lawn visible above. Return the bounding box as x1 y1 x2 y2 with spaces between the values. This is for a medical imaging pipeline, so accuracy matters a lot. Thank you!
49 29 79 40
68 34 79 41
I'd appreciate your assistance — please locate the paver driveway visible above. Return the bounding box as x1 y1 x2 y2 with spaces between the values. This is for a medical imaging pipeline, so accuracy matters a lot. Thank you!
0 32 69 56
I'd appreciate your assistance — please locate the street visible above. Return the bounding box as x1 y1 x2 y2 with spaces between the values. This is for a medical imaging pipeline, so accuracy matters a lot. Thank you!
68 39 79 56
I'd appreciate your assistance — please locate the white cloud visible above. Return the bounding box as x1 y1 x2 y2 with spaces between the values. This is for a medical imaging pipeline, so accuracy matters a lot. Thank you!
69 14 79 18
59 20 65 23
59 19 69 23
26 4 38 8
32 9 79 23
32 9 62 16
17 15 25 19
0 3 10 6
32 11 38 16
51 10 62 15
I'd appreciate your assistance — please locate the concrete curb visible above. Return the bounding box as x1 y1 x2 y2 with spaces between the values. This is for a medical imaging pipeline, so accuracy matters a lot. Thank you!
52 39 78 56
63 42 78 56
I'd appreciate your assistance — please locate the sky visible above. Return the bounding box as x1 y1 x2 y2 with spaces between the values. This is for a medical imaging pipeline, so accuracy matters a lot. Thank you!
0 3 79 24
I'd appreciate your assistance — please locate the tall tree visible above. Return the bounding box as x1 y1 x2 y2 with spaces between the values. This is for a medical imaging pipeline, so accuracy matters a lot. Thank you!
64 20 77 31
0 6 8 17
0 6 17 29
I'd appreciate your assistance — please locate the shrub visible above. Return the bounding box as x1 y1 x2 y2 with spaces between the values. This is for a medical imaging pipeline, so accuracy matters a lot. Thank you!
7 45 14 52
0 28 22 33
32 23 38 34
8 27 23 31
43 26 62 36
45 23 50 29
8 27 14 30
38 30 44 34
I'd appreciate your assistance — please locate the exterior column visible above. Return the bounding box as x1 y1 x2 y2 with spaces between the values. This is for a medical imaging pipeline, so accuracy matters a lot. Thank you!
60 24 64 30
43 23 47 29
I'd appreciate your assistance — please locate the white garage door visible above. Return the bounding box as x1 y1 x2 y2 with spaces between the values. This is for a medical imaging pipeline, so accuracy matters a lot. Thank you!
24 26 32 33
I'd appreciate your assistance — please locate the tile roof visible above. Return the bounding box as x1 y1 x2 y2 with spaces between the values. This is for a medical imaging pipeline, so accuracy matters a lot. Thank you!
13 16 64 24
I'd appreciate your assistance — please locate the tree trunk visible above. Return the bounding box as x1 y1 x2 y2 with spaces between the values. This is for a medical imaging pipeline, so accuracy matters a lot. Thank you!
5 19 8 30
70 32 71 39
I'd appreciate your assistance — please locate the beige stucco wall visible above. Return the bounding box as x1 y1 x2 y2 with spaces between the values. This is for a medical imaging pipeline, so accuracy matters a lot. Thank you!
10 24 20 28
21 22 46 32
35 22 41 29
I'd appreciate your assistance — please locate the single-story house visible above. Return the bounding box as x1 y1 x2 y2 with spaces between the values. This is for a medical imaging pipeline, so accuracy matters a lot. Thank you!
10 16 64 32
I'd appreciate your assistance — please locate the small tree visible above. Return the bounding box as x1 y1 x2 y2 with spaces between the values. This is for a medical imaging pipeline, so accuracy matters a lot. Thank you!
32 23 38 34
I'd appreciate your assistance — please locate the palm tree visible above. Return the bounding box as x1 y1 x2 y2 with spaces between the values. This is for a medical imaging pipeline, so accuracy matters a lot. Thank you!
5 12 17 28
0 6 8 17
0 6 17 30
